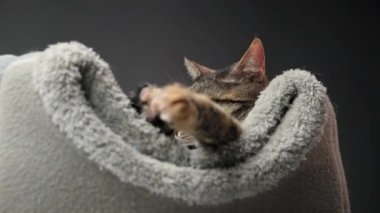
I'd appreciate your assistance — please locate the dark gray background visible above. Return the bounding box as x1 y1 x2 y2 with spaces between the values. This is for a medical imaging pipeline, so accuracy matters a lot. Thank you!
0 0 377 212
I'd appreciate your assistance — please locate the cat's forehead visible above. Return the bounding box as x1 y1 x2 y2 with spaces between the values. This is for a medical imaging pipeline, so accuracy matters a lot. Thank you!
189 73 265 102
189 67 245 91
190 78 252 101
190 77 237 92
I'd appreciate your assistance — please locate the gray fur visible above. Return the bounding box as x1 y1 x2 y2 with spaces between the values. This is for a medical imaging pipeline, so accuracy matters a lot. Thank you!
0 42 350 212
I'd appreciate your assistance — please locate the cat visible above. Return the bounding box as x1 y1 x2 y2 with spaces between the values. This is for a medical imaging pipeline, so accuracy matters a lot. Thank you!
131 38 269 149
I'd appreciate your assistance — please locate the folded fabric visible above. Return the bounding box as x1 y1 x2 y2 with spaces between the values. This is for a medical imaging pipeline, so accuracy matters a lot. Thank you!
0 42 350 213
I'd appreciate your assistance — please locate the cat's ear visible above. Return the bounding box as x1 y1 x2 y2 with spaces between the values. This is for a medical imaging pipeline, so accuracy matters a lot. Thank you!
184 57 215 80
230 38 266 81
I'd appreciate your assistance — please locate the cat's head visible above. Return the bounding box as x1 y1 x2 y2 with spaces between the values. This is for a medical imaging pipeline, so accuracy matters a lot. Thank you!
185 38 268 120
176 38 268 147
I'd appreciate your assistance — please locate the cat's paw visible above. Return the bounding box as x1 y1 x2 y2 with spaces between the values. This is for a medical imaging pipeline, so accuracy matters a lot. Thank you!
140 84 198 131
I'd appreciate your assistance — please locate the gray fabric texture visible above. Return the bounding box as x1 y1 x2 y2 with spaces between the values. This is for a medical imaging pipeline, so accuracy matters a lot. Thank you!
0 55 17 81
0 42 350 212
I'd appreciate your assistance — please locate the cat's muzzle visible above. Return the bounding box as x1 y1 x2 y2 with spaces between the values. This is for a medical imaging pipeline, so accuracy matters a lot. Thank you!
175 131 198 150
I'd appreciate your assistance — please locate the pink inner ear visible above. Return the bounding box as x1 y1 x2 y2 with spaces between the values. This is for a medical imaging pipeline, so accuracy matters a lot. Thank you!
232 38 266 79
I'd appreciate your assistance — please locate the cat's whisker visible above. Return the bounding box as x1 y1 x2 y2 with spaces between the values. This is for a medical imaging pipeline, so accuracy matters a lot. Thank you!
164 72 177 84
177 72 188 84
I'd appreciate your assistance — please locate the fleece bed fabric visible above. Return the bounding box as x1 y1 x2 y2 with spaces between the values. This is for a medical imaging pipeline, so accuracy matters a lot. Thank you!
0 42 350 213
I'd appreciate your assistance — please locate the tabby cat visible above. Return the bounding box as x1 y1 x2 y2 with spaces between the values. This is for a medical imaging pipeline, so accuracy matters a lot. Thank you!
134 38 269 149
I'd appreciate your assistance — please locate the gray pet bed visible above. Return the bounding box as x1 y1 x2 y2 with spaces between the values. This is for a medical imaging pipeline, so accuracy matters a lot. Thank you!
0 42 350 213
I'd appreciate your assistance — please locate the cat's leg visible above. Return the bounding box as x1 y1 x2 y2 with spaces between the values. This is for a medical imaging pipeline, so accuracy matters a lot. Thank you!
140 84 242 146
